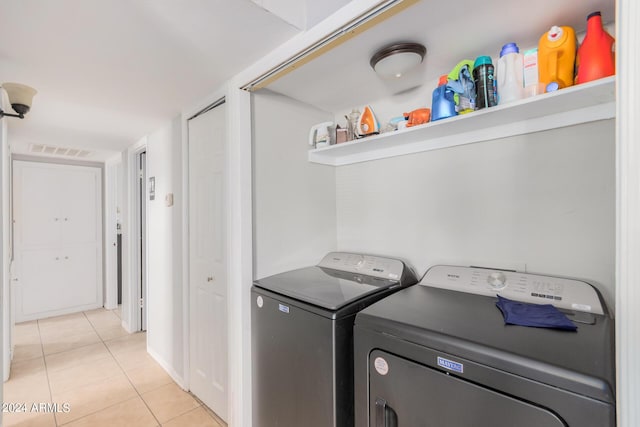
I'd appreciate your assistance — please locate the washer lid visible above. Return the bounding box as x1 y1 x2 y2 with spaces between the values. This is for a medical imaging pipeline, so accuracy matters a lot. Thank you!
253 266 400 311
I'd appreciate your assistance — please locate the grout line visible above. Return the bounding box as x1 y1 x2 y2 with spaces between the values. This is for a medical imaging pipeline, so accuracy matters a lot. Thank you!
50 310 152 426
188 392 226 426
90 311 164 426
201 403 228 427
9 309 144 427
38 312 107 357
56 396 143 427
117 361 163 427
36 318 58 426
53 310 139 426
159 403 205 426
41 340 102 358
12 308 184 427
53 310 111 426
53 309 156 426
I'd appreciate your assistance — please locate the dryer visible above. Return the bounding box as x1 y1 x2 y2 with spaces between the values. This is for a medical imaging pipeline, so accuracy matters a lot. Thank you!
354 265 615 426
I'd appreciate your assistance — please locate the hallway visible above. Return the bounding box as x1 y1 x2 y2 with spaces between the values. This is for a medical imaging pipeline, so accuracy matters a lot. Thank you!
4 308 226 426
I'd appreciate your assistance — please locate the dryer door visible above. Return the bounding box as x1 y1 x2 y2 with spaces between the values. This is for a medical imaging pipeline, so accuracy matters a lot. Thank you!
369 350 565 427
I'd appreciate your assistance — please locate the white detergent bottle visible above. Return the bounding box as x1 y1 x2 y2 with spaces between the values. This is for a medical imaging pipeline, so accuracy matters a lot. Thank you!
497 42 525 104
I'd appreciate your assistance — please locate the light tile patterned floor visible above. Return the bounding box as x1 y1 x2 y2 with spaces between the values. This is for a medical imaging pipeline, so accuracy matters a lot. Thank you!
4 308 227 427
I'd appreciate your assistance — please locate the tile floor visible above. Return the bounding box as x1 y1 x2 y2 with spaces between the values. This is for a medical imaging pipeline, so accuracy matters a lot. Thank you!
4 307 226 427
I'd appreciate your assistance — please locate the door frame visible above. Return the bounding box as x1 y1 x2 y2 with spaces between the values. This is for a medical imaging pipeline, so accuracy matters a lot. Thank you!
181 86 252 425
186 97 228 418
1 117 8 384
10 156 105 322
616 1 640 426
136 150 148 331
122 140 148 333
103 155 121 310
181 92 229 403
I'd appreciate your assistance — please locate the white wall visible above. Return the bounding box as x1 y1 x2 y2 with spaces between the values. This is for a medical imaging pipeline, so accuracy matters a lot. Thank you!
305 0 352 28
335 120 616 310
1 103 8 386
252 90 337 278
251 0 305 29
616 2 640 426
251 92 615 308
251 0 351 30
146 117 185 383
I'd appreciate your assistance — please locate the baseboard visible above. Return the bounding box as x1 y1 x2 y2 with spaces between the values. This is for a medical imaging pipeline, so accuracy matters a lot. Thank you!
120 319 134 333
147 346 186 390
16 303 102 323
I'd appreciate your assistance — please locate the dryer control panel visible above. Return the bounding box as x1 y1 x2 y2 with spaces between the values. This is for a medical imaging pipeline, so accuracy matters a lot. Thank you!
318 252 406 281
422 265 605 315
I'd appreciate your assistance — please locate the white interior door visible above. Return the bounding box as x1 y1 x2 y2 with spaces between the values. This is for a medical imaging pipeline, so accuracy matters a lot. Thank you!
13 161 102 322
188 103 228 421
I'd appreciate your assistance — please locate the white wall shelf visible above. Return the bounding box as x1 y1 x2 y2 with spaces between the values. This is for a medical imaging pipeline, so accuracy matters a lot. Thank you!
308 76 615 166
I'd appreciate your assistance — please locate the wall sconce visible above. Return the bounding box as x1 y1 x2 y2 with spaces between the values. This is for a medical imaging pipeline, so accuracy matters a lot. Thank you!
370 42 427 79
0 83 37 119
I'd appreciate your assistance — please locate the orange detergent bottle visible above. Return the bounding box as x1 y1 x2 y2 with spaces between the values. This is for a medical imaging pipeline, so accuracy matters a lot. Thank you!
538 25 577 92
576 11 615 84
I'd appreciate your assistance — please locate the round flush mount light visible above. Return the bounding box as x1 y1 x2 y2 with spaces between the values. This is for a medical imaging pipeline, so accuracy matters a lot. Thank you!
370 42 427 79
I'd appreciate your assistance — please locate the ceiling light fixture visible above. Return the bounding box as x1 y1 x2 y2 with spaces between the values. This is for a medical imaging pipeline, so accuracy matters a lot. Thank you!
370 42 427 79
0 83 37 119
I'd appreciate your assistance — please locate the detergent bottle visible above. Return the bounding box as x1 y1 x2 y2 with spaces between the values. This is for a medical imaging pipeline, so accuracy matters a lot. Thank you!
576 11 615 84
497 43 525 104
473 56 497 109
538 25 577 92
431 75 457 122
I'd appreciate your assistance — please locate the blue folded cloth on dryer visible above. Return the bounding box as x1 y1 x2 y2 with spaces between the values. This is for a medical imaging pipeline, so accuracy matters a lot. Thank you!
496 295 577 331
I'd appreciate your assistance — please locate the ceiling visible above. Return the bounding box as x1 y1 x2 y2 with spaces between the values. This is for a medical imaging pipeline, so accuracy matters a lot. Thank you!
269 0 616 116
1 0 616 161
0 0 303 160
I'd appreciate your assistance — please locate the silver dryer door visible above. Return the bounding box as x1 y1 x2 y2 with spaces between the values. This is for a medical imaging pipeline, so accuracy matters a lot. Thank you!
369 350 565 427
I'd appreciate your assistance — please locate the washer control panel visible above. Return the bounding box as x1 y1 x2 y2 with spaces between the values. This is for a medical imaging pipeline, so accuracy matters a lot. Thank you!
318 252 405 281
422 265 604 314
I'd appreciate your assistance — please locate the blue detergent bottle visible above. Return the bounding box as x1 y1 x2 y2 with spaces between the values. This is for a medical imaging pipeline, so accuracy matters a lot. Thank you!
431 75 458 122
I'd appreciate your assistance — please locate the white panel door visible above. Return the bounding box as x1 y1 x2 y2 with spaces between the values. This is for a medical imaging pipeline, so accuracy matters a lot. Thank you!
188 104 228 421
19 165 64 248
60 168 99 245
13 161 102 322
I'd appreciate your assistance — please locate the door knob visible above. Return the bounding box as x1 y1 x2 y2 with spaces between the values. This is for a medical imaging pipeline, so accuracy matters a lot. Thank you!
207 276 215 282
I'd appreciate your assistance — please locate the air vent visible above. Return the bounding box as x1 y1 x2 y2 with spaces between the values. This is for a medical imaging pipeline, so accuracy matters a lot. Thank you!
29 144 93 158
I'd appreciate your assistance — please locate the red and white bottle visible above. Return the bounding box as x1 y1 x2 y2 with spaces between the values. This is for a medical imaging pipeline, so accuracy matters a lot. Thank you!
576 11 615 84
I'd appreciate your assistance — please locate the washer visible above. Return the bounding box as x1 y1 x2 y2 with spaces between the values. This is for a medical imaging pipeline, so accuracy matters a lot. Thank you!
354 265 615 426
252 252 418 427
